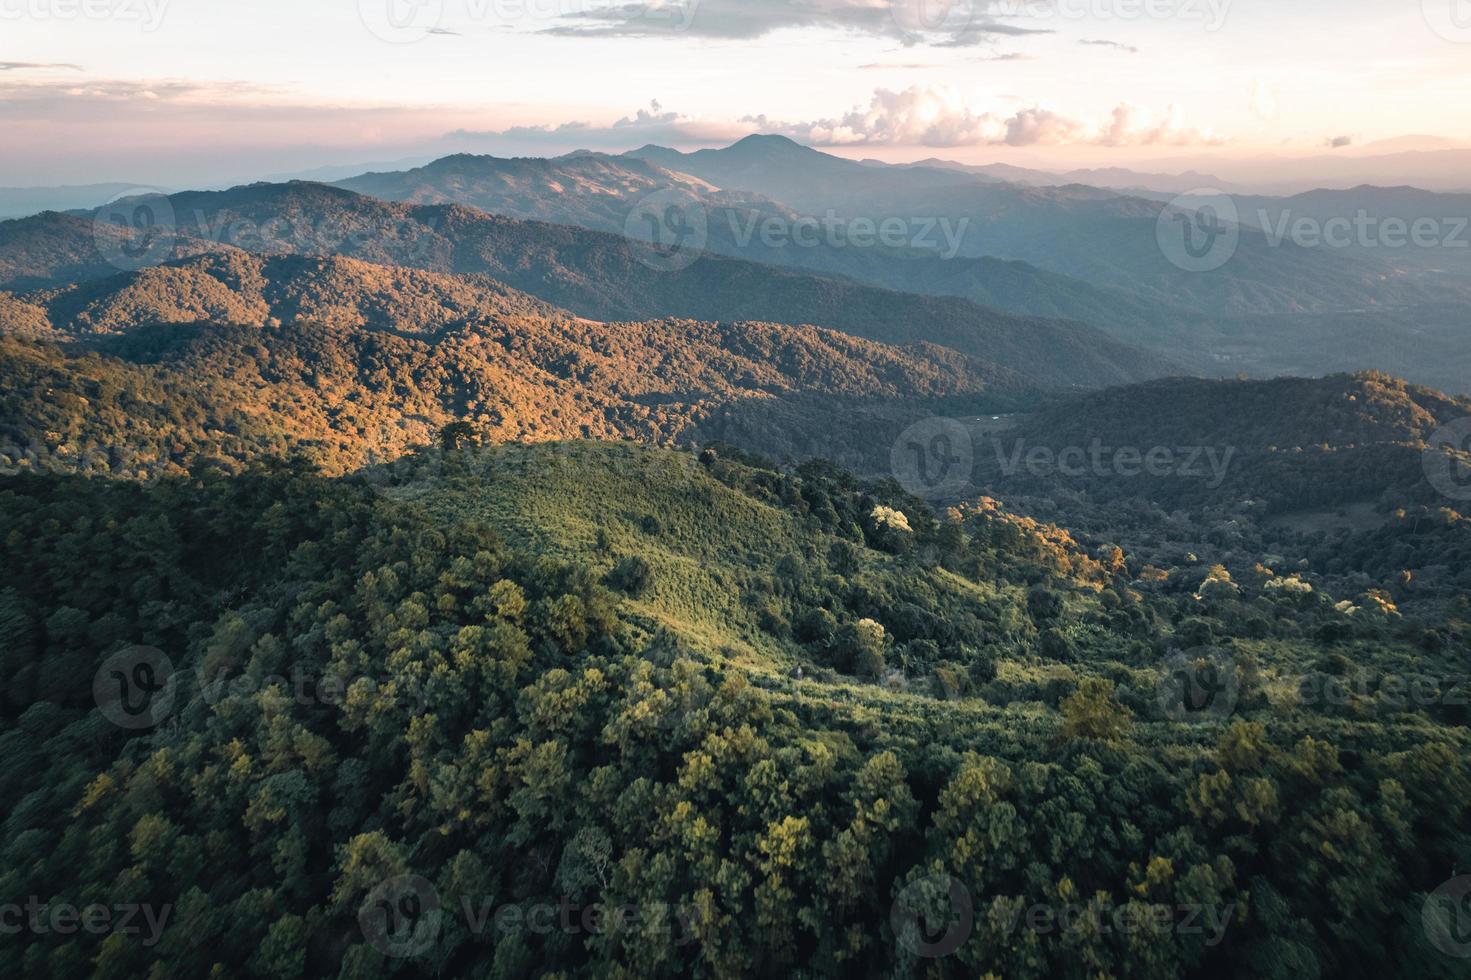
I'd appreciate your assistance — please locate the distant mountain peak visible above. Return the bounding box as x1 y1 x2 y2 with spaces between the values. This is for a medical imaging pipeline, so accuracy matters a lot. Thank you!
728 133 805 151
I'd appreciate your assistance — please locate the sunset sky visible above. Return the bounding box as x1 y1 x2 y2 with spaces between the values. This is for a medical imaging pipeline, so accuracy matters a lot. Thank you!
3 0 1471 185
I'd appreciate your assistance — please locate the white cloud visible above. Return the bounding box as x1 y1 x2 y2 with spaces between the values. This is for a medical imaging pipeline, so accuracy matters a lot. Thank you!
1098 103 1223 147
453 101 753 149
751 87 1225 147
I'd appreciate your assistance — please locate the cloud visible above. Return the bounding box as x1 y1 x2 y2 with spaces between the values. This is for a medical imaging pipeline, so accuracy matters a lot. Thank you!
859 63 944 70
1098 103 1222 147
747 86 1003 146
452 101 752 150
1249 79 1280 121
750 87 1225 147
454 90 1225 151
1324 134 1353 148
1079 38 1138 54
0 61 83 71
542 0 1052 47
0 77 269 116
1003 107 1084 146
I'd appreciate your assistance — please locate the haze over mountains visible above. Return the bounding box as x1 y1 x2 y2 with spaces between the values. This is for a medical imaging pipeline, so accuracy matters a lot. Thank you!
331 136 1471 393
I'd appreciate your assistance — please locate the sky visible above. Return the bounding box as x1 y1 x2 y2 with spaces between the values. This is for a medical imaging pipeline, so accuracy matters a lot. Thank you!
2 0 1471 186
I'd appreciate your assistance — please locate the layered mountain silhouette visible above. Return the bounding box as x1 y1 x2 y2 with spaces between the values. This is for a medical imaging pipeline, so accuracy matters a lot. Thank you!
0 183 1176 388
320 140 1471 390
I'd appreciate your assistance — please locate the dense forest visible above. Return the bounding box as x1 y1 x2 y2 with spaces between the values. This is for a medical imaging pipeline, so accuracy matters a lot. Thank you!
1 441 1468 977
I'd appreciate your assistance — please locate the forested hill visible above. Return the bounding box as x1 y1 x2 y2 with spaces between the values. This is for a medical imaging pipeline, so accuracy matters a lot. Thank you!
1018 372 1469 452
0 311 1020 480
6 252 578 338
1 441 1467 976
0 184 1178 389
968 372 1471 514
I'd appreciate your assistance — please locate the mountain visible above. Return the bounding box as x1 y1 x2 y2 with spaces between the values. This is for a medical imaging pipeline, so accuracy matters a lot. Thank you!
625 135 985 212
0 211 229 291
969 371 1471 513
0 251 1029 478
4 171 1471 980
320 148 1471 389
895 158 1240 195
337 153 771 234
625 136 996 213
624 137 1471 314
1215 185 1471 276
1051 167 1239 195
331 152 1206 347
0 183 1178 389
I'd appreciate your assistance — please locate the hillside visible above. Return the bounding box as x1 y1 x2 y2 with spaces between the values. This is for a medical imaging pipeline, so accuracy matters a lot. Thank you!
2 442 1468 977
337 153 774 235
0 185 1177 389
965 372 1471 512
1018 372 1466 452
0 211 228 291
0 254 1028 478
14 251 567 337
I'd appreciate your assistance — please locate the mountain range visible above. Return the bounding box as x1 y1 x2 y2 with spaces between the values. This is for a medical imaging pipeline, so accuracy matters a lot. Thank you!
327 138 1471 392
0 183 1176 390
4 130 1471 980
